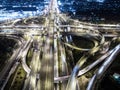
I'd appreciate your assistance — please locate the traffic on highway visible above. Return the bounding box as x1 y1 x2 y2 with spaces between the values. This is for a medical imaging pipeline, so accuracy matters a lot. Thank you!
0 0 120 90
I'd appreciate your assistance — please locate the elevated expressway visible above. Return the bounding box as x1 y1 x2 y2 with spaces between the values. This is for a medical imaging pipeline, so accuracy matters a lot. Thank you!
0 0 120 90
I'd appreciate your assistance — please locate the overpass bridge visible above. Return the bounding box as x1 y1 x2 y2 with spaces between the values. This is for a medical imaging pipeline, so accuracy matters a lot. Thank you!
0 0 120 90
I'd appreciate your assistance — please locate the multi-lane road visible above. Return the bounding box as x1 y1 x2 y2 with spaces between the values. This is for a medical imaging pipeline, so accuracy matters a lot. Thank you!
0 0 120 90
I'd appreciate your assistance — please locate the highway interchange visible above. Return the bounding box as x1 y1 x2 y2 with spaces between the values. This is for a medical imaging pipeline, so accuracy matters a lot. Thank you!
0 0 120 90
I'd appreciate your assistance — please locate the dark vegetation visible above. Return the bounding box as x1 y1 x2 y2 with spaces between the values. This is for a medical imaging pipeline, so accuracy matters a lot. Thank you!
0 37 18 71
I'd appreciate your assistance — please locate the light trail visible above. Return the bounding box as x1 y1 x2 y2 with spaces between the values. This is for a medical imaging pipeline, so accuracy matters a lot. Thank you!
54 48 114 82
0 0 120 90
87 44 120 90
